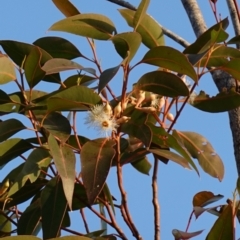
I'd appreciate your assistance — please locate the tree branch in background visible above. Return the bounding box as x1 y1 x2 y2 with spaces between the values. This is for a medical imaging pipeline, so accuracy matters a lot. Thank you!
181 0 240 176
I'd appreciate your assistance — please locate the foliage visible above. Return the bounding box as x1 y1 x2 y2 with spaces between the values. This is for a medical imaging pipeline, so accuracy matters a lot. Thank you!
0 0 240 239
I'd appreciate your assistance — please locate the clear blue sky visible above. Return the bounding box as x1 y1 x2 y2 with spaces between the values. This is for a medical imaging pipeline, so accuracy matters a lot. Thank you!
0 0 239 239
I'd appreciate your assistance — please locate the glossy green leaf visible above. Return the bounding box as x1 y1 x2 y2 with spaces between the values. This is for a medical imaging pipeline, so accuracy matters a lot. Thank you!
193 191 224 207
0 212 11 237
149 149 191 169
111 32 142 62
34 36 82 60
49 14 116 40
173 131 224 181
131 157 151 175
48 135 76 209
17 199 41 235
8 148 51 197
80 138 116 204
140 46 197 81
0 119 25 142
0 138 33 168
41 177 68 239
0 54 16 84
0 236 41 240
222 59 240 80
136 71 189 97
24 47 46 88
133 0 150 30
119 9 165 49
206 204 234 240
148 123 199 174
184 18 229 54
43 112 71 142
172 229 203 240
191 89 240 112
52 0 80 17
98 65 121 93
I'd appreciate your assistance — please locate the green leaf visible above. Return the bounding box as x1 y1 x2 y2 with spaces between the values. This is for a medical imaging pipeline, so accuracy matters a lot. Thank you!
192 191 224 207
8 148 51 197
49 14 116 40
34 37 82 60
43 112 71 142
48 135 76 209
131 157 151 175
24 47 46 88
227 34 240 44
0 212 11 237
49 237 91 240
0 236 41 240
206 203 234 240
111 32 142 62
71 183 89 210
0 54 16 84
118 9 165 49
172 131 224 181
136 71 189 97
140 46 197 81
52 0 80 17
66 135 89 150
17 199 41 235
80 138 116 204
0 119 25 142
133 0 150 30
119 148 148 166
41 177 68 239
98 65 121 93
237 177 240 195
184 18 229 54
0 138 33 168
221 59 240 80
191 89 240 113
101 183 115 215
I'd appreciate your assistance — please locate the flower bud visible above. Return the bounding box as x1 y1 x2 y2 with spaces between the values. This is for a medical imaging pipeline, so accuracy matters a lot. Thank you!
135 91 145 107
116 116 131 124
114 102 122 118
103 102 112 116
167 112 174 121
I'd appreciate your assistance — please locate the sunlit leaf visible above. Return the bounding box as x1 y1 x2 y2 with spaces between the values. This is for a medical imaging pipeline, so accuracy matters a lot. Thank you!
48 135 76 209
119 9 165 49
0 54 16 84
133 0 150 30
111 32 142 62
52 0 80 17
193 191 224 207
42 112 71 142
190 89 240 112
131 157 151 175
140 46 197 81
49 14 116 40
98 65 121 93
172 131 224 181
81 138 116 204
136 71 189 97
206 203 234 240
41 177 68 239
0 236 41 240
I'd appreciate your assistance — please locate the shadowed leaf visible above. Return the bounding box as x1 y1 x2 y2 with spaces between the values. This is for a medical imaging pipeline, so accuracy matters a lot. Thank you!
48 135 76 209
131 157 151 175
49 14 116 40
81 138 116 204
52 0 80 17
0 54 16 84
221 59 240 80
172 229 204 240
0 213 11 237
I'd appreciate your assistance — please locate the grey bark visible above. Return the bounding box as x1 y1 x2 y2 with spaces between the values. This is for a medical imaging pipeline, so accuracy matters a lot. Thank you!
181 0 240 176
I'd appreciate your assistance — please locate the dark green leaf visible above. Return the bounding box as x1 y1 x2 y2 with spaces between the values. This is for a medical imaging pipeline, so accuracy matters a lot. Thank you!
43 112 71 142
222 59 240 80
17 199 41 235
184 18 229 54
119 9 165 49
172 131 224 181
48 135 76 209
227 34 240 44
71 183 89 210
0 54 16 84
0 139 33 168
98 65 121 93
0 212 11 237
206 204 234 240
133 0 150 30
80 138 116 204
191 89 240 112
111 32 142 63
24 47 46 88
41 177 68 239
140 46 197 81
237 177 240 196
34 37 82 60
52 0 80 17
136 71 189 97
0 119 25 142
49 14 116 40
119 148 148 166
66 135 89 150
131 157 151 175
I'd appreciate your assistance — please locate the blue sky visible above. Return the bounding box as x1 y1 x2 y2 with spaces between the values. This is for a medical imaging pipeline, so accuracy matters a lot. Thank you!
0 0 239 239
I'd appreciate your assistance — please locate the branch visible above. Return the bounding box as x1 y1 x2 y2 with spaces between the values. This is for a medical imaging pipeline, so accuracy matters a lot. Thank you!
106 0 136 10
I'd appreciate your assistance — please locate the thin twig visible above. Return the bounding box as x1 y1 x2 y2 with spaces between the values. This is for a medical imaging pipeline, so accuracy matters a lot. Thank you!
80 208 90 233
72 112 82 151
106 0 136 10
152 156 160 240
185 210 194 232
